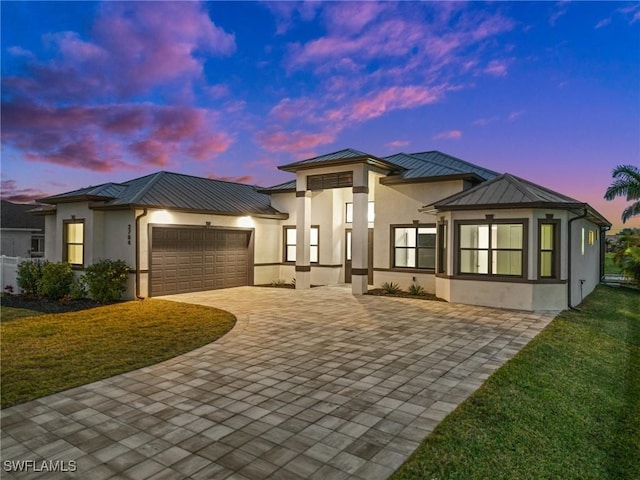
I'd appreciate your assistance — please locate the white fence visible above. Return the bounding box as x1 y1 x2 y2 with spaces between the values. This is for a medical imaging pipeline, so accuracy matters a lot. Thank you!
1 256 22 294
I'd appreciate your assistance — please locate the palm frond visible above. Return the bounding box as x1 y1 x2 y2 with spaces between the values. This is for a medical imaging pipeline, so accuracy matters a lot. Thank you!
622 201 640 223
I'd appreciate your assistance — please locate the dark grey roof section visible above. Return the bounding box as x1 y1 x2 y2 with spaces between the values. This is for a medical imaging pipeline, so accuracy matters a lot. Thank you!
409 151 499 181
425 173 611 226
40 172 288 219
278 148 402 173
1 200 45 229
257 180 296 194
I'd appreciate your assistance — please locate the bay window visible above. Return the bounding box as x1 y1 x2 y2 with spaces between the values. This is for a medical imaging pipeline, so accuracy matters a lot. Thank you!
458 221 525 276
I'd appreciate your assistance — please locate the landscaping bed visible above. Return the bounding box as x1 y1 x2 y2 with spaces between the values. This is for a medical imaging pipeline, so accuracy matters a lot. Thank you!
1 294 101 315
367 288 442 301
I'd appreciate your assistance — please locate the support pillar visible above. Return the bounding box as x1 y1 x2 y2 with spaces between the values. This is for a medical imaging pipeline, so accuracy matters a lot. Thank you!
295 174 311 289
352 166 369 295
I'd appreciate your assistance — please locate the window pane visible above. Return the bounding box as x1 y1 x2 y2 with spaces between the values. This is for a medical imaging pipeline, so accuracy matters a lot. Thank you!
460 225 489 248
310 227 319 245
346 232 352 261
492 224 522 249
394 228 415 247
286 245 296 262
492 250 522 275
540 251 553 277
286 228 296 245
417 228 436 248
460 250 489 274
67 245 83 265
368 202 375 223
541 224 554 250
310 246 318 263
395 248 415 268
418 248 435 269
345 203 353 223
66 223 83 243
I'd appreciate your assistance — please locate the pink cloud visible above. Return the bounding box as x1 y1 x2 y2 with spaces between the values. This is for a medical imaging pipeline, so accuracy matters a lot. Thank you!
323 2 389 34
256 128 335 153
0 179 50 203
386 140 410 148
484 59 509 77
473 117 498 126
2 101 231 171
4 2 235 103
508 110 525 121
433 130 462 140
346 85 444 122
208 174 254 184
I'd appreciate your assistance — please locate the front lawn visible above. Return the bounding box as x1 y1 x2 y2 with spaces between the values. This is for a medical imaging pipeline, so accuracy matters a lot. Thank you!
1 299 235 408
0 306 43 322
392 286 640 480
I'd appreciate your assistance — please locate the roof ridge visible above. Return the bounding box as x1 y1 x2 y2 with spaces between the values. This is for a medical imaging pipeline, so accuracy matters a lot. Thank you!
502 173 537 201
396 152 467 174
127 171 165 205
505 173 581 202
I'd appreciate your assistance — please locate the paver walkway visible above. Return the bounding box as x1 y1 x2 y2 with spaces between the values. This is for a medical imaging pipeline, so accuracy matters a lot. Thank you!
1 286 557 480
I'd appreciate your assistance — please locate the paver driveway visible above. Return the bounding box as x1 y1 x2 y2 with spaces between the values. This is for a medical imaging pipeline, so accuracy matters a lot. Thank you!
1 286 557 480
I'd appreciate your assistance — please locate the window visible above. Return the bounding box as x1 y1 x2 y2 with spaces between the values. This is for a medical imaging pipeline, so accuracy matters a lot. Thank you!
64 220 84 265
588 230 595 246
284 226 319 263
307 172 353 190
539 222 558 279
393 225 436 269
437 223 447 274
458 222 524 276
581 228 585 255
345 202 375 223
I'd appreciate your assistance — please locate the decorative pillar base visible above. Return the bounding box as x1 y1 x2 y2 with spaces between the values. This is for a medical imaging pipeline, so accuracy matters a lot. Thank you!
295 266 311 289
352 274 368 295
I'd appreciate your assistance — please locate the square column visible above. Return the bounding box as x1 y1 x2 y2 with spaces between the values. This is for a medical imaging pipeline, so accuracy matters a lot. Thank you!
295 173 311 289
352 165 369 295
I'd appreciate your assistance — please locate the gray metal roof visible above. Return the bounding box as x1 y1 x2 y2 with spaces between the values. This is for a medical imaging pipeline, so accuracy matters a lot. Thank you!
382 153 469 179
278 148 401 173
1 200 45 229
407 151 498 181
433 173 583 208
40 172 287 218
257 180 296 193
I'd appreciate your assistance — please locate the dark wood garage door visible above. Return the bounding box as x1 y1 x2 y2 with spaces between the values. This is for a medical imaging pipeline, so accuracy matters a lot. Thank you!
150 227 251 296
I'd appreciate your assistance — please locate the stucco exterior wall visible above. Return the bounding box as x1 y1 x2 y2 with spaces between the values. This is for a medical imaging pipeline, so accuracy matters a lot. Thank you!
569 216 602 307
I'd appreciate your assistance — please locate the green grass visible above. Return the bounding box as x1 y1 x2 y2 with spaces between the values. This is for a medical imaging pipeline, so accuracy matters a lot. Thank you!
1 299 235 407
605 252 623 275
0 306 43 322
391 286 640 480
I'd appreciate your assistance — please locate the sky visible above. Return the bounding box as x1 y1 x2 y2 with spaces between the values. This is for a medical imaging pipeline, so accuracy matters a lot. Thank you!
1 1 638 232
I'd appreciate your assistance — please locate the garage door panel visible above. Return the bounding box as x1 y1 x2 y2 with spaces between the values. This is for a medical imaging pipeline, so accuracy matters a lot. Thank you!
151 226 250 296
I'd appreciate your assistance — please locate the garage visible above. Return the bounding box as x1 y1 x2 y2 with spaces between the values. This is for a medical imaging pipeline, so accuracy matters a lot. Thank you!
150 226 252 296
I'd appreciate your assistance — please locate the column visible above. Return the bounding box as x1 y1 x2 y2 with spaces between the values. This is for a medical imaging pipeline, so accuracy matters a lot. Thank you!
352 165 369 295
295 172 311 289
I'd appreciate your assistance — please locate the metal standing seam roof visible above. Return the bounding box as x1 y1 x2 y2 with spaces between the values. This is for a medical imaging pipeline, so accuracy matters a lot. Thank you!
277 148 403 173
425 173 611 226
382 152 470 179
408 151 499 181
40 171 287 218
1 200 46 229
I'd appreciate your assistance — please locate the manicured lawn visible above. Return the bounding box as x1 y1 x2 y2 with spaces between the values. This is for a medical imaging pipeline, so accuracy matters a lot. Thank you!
392 286 640 480
0 306 43 322
1 299 235 408
605 252 623 275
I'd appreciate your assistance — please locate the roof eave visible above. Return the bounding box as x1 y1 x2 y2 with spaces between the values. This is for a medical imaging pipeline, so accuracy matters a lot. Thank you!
39 194 115 205
278 156 404 173
91 203 289 220
255 187 297 194
381 173 483 186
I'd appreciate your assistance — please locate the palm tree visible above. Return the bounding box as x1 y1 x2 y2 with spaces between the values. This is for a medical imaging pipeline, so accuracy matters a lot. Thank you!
604 164 640 223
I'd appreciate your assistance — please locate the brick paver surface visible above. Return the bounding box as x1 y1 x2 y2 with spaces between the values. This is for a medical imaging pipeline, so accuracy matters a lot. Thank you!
1 285 557 479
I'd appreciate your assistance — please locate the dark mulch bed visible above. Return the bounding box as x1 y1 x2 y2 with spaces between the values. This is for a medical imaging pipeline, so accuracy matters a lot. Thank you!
1 295 102 314
255 284 321 289
366 288 444 301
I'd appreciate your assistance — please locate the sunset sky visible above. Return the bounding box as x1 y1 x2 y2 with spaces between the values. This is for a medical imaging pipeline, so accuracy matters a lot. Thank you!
1 1 638 231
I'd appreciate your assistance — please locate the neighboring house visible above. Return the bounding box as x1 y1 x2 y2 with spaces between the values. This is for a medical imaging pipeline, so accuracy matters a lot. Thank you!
34 148 610 310
1 200 45 258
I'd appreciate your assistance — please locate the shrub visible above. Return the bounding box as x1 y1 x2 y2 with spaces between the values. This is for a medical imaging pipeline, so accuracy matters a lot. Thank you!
408 283 425 296
84 259 130 303
16 259 48 296
271 279 287 287
381 281 402 294
69 276 87 300
38 262 74 300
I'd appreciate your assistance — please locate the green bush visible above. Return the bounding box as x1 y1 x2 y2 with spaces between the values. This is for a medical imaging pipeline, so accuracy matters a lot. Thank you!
70 276 87 300
38 262 74 300
381 281 402 294
84 259 130 303
408 283 425 296
16 259 48 296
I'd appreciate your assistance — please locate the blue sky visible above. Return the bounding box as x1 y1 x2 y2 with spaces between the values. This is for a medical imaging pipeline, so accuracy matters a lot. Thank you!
1 1 638 231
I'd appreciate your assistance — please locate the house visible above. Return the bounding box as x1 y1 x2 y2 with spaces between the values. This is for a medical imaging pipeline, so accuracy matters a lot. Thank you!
33 148 610 310
1 200 45 258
